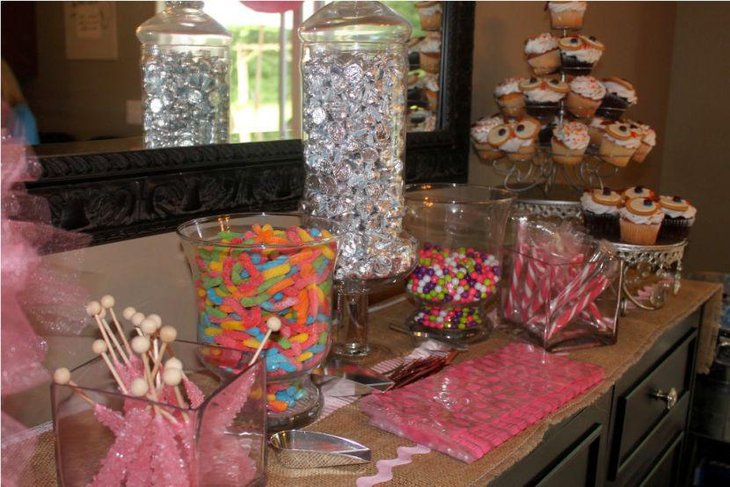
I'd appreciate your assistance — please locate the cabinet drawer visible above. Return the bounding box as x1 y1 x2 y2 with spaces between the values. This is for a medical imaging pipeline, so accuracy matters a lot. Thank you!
610 329 696 479
536 424 603 487
638 432 683 487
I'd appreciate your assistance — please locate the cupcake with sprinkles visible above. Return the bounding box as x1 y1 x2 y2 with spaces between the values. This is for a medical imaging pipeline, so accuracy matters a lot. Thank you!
620 198 665 245
580 187 622 241
657 195 696 242
551 121 589 165
566 75 606 119
524 33 561 75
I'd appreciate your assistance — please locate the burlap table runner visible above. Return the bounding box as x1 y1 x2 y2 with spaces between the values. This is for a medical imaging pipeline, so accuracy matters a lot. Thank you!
7 280 721 486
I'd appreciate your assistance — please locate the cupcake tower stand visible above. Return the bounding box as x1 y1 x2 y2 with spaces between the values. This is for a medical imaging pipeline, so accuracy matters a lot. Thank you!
474 3 683 311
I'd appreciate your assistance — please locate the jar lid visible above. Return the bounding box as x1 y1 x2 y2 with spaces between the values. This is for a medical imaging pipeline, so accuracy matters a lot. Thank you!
299 1 412 44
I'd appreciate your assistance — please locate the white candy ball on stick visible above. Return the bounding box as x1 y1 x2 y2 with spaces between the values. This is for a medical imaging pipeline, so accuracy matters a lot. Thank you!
100 295 115 308
165 357 183 371
159 326 177 344
86 301 102 316
140 318 158 336
53 367 71 385
131 336 151 354
130 377 149 397
122 307 136 320
266 316 282 332
92 339 108 354
131 312 146 327
147 314 162 328
163 367 182 386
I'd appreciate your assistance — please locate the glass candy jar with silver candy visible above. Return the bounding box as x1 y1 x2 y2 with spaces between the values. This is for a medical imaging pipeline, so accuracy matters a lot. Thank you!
299 2 416 357
137 1 231 148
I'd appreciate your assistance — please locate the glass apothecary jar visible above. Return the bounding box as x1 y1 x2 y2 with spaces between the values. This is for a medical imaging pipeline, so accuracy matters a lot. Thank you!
137 1 231 148
298 1 417 358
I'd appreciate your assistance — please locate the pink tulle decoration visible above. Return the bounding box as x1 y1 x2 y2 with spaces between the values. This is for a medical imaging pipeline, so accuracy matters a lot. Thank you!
1 129 90 487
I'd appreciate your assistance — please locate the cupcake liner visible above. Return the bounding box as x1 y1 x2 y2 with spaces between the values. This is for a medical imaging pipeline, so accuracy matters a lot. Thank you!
620 219 661 245
596 95 629 120
560 54 594 75
583 211 620 241
658 217 693 243
550 10 585 30
420 52 441 74
525 102 561 121
527 50 561 75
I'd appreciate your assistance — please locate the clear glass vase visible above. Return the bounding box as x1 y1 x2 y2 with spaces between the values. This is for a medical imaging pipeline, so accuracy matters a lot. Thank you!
52 340 266 486
177 213 339 430
298 1 416 359
404 184 516 341
137 1 231 148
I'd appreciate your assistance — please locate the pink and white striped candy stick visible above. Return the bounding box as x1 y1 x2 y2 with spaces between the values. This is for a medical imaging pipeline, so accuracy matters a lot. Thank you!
550 275 609 337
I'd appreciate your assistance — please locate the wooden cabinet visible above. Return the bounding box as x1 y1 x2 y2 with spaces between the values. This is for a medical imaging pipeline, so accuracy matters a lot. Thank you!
492 309 703 487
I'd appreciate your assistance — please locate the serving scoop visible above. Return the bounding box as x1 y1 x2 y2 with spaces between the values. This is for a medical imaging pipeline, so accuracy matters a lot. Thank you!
270 430 371 468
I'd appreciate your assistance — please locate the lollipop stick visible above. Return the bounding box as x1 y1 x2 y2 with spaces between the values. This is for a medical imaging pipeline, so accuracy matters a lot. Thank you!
249 330 272 366
249 316 282 366
101 317 130 365
99 351 128 395
108 308 133 357
93 315 120 365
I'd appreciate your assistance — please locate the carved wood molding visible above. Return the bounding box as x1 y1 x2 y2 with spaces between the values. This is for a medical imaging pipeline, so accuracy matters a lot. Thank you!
25 2 474 246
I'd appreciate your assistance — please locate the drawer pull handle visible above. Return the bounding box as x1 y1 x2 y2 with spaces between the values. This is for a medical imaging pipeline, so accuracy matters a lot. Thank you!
650 387 678 410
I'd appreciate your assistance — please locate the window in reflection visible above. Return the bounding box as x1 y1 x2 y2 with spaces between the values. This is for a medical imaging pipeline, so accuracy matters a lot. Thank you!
202 0 442 143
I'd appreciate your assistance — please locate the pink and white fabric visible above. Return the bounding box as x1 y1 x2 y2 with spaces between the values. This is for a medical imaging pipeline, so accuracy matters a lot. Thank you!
360 343 604 463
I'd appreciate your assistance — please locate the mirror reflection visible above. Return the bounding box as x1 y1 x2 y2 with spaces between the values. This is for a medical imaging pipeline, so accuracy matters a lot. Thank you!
1 0 444 155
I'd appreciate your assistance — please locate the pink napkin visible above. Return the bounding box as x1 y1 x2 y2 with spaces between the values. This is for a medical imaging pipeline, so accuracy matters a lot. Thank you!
360 343 604 463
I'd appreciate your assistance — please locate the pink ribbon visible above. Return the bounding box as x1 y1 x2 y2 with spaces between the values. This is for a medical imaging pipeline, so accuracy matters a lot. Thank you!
355 445 432 487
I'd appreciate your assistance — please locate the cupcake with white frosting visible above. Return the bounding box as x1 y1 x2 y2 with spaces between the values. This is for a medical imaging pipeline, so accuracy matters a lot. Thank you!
599 122 641 167
657 195 696 242
559 35 604 75
597 77 638 120
620 198 665 245
494 77 526 119
524 33 560 75
520 77 569 121
551 121 589 165
548 1 588 30
415 1 442 31
566 75 606 119
630 122 656 163
581 187 622 240
419 31 441 74
471 114 505 160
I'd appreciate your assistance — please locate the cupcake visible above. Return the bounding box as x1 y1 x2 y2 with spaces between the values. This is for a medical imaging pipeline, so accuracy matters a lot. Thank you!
597 77 638 120
520 77 568 121
628 121 656 162
420 73 440 111
494 77 526 119
488 117 539 162
415 1 442 31
599 122 641 167
566 75 606 119
581 187 622 241
471 115 505 161
419 32 441 74
551 121 589 165
622 186 656 201
657 196 697 242
587 116 610 147
524 33 561 75
620 198 665 245
547 1 588 30
559 35 604 75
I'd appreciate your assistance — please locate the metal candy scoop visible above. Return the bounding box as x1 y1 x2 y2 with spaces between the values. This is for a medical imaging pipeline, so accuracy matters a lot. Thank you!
270 430 371 468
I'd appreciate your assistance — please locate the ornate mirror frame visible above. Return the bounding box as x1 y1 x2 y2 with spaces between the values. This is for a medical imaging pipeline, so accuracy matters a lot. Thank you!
26 2 474 245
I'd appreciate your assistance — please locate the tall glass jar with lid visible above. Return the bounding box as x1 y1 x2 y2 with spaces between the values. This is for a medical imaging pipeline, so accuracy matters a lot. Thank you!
299 2 417 358
137 1 231 148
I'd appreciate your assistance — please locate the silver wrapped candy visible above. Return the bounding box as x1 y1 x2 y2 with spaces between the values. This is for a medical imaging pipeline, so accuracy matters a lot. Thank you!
300 45 415 281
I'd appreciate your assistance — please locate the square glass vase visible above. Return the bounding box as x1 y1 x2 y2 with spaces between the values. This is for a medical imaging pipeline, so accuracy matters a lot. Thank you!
500 247 622 352
51 340 266 486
